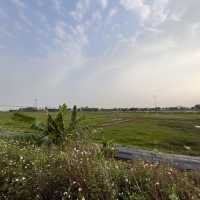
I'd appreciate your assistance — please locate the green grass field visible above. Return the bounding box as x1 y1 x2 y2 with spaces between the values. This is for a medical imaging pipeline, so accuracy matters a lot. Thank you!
0 111 200 155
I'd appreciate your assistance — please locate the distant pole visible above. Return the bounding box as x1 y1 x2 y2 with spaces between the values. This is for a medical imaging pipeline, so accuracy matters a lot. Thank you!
34 98 38 110
153 95 157 111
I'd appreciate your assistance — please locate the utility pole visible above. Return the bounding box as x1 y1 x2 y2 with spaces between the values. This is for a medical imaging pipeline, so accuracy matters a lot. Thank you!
34 98 38 110
153 95 157 111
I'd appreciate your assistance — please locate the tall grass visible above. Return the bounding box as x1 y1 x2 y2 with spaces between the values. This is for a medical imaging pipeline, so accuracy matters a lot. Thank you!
0 139 199 200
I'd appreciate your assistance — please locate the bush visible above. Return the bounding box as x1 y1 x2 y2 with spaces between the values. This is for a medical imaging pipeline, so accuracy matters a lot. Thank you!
0 139 199 200
36 104 84 147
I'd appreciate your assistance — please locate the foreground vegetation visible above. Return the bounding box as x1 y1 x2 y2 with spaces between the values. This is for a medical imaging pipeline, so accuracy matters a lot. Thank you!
0 138 200 200
0 111 200 155
0 106 200 199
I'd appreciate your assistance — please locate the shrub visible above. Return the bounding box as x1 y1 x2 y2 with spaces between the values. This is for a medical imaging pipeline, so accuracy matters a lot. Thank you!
30 104 84 147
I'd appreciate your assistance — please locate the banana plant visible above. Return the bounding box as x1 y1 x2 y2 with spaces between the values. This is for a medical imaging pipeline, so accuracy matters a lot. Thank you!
35 104 80 146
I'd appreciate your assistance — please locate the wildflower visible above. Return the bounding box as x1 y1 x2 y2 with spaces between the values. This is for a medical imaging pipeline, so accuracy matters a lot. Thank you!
22 177 26 181
125 178 129 183
130 167 134 172
168 171 172 175
155 182 160 186
144 163 149 168
63 192 68 196
78 187 82 192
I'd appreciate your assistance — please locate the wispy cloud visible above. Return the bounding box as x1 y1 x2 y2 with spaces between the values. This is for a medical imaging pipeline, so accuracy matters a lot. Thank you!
100 0 108 9
149 0 169 27
120 0 169 27
35 11 47 23
120 0 151 20
11 0 26 8
0 0 200 107
18 13 32 29
0 26 16 38
191 22 200 37
109 7 118 17
54 21 67 41
70 0 91 21
52 0 63 15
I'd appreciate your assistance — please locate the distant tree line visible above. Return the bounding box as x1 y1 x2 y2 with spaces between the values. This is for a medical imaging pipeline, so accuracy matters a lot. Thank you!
9 104 200 113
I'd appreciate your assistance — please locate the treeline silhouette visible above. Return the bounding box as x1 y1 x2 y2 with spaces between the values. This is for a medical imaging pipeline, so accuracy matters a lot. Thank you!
7 104 200 112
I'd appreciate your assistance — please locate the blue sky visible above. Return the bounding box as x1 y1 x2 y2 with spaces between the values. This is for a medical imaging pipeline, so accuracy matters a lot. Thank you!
0 0 200 108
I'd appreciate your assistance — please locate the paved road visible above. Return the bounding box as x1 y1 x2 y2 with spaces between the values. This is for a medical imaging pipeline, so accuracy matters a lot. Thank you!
1 131 200 171
116 147 200 171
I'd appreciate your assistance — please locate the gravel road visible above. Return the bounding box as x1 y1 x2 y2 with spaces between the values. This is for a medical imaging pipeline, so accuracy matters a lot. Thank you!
116 147 200 171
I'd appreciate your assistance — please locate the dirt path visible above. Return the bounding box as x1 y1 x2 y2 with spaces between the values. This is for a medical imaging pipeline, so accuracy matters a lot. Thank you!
97 118 133 127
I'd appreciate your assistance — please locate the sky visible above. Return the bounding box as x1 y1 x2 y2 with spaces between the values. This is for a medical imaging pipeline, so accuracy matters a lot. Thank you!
0 0 200 108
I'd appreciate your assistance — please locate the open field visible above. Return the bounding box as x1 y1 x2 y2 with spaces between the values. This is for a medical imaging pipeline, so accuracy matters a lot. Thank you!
0 111 200 155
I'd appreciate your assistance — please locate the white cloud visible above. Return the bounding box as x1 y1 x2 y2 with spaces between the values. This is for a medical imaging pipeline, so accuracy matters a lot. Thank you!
150 0 169 27
120 0 151 20
50 18 89 85
100 0 108 9
70 0 91 21
120 0 144 10
120 0 169 27
169 9 185 22
191 22 200 37
55 21 67 41
109 8 118 17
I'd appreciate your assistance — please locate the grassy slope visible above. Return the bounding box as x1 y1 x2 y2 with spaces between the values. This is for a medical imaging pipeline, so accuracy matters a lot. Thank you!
0 111 200 155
